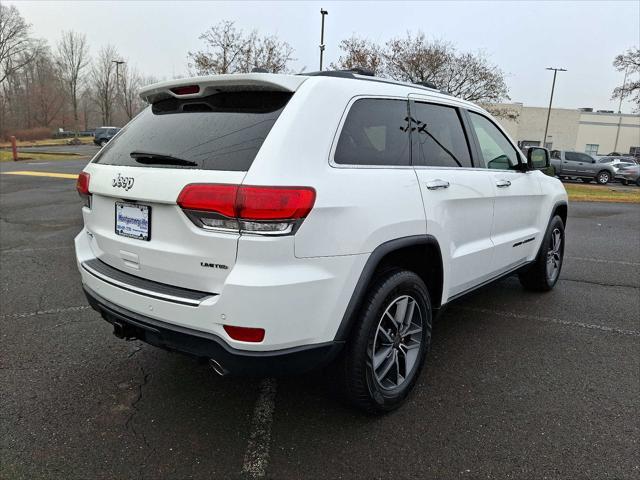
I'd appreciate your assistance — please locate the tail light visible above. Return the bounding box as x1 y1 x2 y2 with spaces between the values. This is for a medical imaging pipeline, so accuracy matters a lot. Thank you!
177 184 316 235
76 172 91 208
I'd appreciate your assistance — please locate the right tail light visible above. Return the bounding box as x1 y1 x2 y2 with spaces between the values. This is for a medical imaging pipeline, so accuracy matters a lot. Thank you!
177 184 316 235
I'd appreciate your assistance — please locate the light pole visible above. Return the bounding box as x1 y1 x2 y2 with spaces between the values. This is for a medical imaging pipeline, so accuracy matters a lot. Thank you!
542 67 566 148
613 65 629 153
112 60 125 95
319 9 328 70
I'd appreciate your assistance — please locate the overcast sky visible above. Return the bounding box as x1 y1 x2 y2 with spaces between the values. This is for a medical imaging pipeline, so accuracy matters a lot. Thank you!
7 0 639 111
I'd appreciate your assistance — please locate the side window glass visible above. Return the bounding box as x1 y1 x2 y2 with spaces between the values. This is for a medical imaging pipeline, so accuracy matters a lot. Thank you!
565 152 579 162
468 112 520 170
579 153 594 163
410 102 472 168
334 99 410 166
551 150 560 159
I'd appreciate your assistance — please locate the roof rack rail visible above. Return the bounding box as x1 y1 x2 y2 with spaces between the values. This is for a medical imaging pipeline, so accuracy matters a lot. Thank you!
301 67 375 78
415 81 439 89
298 69 449 96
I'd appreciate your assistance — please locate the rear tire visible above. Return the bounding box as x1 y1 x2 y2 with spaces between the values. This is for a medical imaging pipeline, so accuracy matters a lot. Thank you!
596 171 610 185
518 215 565 292
338 270 432 414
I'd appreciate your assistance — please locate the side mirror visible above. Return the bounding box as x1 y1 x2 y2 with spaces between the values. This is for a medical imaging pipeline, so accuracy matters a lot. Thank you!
592 159 596 163
527 147 550 170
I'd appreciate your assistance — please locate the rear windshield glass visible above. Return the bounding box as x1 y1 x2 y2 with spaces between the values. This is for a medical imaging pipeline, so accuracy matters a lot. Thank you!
93 91 292 171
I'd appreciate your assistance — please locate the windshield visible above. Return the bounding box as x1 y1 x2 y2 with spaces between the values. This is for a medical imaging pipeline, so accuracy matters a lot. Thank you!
93 91 292 171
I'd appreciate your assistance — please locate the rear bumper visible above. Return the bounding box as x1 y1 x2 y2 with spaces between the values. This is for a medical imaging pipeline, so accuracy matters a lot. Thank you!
84 285 343 376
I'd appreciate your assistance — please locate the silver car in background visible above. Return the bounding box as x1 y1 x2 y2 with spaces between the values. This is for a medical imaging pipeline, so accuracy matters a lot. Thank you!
615 164 640 186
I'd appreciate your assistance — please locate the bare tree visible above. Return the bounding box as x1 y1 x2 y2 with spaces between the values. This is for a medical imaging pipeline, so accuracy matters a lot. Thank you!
188 21 294 75
56 30 89 128
248 34 295 73
437 51 509 103
0 4 41 85
90 45 118 125
332 33 509 103
118 62 142 120
30 48 65 126
385 34 452 85
612 46 640 112
330 36 384 74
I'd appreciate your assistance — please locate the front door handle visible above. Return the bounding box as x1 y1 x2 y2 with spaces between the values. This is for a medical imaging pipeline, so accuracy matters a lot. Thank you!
496 179 512 188
425 179 450 190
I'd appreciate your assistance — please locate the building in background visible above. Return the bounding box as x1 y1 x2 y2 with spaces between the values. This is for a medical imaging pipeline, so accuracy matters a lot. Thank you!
493 103 640 156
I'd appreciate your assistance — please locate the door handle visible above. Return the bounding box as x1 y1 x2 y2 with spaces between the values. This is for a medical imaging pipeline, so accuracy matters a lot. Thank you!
496 179 511 188
425 179 450 190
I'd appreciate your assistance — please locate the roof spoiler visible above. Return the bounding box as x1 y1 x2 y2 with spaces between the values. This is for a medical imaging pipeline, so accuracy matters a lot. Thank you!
139 73 308 104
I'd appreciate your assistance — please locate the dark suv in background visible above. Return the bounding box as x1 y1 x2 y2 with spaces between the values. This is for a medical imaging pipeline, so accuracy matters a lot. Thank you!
93 127 120 147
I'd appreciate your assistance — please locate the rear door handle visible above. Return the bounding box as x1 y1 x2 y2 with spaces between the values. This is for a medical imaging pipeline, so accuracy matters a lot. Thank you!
496 179 511 188
425 179 450 190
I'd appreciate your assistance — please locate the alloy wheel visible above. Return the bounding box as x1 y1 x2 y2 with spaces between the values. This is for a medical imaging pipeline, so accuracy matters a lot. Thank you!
370 295 423 390
546 227 562 282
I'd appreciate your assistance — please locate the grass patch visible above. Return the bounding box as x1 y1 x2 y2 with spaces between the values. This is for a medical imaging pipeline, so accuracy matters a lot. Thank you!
565 183 640 203
0 136 93 148
0 151 85 162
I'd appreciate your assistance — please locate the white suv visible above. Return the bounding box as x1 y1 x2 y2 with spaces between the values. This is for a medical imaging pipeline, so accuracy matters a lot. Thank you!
75 71 568 413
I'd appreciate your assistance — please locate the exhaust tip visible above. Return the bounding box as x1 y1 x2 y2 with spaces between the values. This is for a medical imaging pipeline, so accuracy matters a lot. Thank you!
209 358 226 376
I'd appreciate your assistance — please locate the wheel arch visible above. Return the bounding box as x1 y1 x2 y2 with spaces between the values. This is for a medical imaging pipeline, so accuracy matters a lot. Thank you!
334 235 444 342
551 201 568 227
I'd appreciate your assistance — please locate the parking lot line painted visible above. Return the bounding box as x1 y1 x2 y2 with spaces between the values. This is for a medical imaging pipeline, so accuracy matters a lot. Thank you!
1 171 78 179
566 255 640 267
0 305 90 320
241 378 277 479
453 306 640 337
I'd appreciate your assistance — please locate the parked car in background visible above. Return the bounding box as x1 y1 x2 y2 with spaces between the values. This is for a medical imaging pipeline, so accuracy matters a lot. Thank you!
551 150 615 184
615 164 640 186
93 127 120 147
598 155 638 165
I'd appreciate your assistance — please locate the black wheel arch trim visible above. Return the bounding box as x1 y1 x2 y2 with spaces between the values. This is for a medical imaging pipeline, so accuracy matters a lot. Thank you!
333 234 442 342
551 200 568 227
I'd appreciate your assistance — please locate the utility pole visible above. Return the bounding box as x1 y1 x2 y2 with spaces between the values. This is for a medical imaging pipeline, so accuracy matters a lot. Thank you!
319 9 328 70
613 65 629 153
542 67 566 148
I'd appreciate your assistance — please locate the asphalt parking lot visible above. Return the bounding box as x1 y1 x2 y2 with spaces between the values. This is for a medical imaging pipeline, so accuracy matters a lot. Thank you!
1 158 638 480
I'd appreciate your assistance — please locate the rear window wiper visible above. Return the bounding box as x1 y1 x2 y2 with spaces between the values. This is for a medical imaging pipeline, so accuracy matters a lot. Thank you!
130 151 198 167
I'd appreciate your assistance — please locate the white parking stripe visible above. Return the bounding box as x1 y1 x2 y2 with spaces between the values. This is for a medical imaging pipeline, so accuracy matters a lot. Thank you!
453 306 640 337
241 378 278 479
0 305 90 319
566 255 640 267
1 245 73 254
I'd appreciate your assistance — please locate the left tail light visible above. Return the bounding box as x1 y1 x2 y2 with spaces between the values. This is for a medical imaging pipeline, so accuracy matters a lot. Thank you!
76 172 91 208
177 184 316 235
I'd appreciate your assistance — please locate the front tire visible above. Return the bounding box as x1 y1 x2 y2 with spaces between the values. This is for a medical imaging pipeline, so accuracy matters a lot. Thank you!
339 270 432 414
518 215 565 291
596 170 610 184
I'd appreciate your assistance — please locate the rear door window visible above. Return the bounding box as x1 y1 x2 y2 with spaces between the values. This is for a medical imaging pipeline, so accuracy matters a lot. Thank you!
410 102 472 168
334 98 410 166
93 91 292 171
